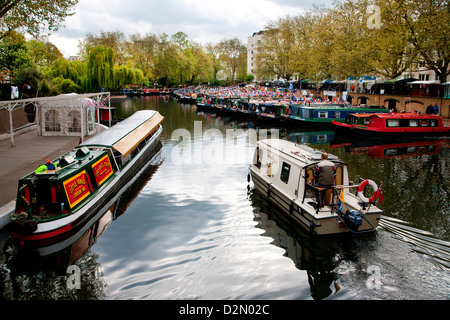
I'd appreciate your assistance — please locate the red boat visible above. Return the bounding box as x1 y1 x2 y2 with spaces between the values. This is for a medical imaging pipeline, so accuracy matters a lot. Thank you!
331 112 450 138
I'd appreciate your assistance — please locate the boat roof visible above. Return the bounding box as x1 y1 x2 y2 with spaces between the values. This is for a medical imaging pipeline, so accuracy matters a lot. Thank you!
259 139 340 165
371 112 441 119
78 110 164 156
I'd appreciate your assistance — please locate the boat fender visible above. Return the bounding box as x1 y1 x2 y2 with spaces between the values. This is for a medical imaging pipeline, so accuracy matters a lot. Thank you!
357 179 378 203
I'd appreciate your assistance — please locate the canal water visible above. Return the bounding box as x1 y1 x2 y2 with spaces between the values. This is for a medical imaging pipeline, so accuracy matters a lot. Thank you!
0 95 449 300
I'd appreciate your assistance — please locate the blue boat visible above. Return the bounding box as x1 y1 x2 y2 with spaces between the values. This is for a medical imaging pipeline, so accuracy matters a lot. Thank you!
288 104 389 127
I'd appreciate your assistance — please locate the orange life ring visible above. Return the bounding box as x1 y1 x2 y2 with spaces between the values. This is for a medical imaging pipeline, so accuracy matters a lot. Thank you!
357 179 378 203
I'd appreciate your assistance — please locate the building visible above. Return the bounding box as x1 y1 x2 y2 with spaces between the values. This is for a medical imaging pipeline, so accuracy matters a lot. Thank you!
247 31 266 80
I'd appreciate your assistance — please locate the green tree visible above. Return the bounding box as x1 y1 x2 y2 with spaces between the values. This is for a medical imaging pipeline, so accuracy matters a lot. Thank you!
27 37 64 68
394 0 450 81
80 30 127 65
0 0 78 39
217 38 247 84
255 17 306 81
85 46 115 91
0 31 33 76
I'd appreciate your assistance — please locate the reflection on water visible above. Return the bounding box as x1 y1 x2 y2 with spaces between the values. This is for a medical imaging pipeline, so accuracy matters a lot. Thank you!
1 96 449 300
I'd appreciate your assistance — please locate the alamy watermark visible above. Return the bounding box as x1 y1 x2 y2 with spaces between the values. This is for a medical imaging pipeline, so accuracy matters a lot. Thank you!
367 5 381 29
170 121 280 166
67 265 81 290
366 265 382 289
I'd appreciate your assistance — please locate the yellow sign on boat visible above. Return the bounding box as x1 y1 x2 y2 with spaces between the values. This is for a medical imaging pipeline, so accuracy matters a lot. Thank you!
63 171 91 208
92 154 113 186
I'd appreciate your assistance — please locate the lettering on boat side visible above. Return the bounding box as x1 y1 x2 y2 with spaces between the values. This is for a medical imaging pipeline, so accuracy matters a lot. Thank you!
179 304 270 317
63 171 91 208
92 154 113 186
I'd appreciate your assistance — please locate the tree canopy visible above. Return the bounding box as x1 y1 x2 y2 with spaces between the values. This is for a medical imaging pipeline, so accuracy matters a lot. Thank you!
0 0 78 39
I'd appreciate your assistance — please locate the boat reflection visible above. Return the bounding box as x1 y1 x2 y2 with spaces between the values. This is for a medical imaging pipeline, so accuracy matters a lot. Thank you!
3 144 163 299
331 137 449 159
249 188 359 300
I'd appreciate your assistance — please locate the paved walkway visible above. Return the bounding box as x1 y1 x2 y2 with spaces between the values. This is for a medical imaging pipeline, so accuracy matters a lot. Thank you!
0 126 81 226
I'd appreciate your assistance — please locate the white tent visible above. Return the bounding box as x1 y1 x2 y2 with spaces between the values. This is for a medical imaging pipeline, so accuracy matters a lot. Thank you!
0 92 110 146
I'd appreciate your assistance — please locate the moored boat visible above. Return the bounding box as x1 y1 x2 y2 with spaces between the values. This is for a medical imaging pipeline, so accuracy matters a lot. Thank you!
249 139 383 235
10 110 164 245
331 112 450 138
289 104 388 127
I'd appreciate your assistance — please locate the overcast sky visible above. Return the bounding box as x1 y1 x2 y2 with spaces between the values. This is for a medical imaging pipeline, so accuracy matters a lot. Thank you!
48 0 333 57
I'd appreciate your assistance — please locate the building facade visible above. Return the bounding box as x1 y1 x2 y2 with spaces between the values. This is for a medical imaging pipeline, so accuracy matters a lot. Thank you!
247 31 266 80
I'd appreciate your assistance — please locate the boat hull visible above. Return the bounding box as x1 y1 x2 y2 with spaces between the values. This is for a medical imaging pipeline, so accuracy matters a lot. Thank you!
249 167 381 235
10 126 163 246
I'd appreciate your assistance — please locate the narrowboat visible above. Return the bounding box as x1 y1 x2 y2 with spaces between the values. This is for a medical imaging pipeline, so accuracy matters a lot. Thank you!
331 112 450 138
9 110 164 245
249 139 383 235
289 104 388 127
254 101 288 122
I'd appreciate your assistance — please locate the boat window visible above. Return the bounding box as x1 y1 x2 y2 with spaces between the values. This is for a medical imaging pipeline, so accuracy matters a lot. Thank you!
409 119 418 127
318 111 328 118
301 109 310 119
430 119 437 127
335 165 343 185
386 119 400 127
255 147 262 168
335 111 341 119
306 167 314 185
280 162 291 184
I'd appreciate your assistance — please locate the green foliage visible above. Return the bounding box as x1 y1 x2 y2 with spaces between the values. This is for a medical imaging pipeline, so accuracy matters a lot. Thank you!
0 0 79 40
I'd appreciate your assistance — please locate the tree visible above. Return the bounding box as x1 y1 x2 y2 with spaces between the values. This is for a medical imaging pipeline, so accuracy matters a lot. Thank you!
80 30 127 65
0 31 33 76
394 0 450 81
255 16 316 81
217 38 246 84
205 42 222 84
85 46 115 92
27 37 64 68
0 0 78 39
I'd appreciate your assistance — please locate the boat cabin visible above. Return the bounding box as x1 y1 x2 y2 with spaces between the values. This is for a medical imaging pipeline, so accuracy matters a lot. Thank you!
250 139 383 235
252 140 348 207
368 112 441 129
14 110 164 221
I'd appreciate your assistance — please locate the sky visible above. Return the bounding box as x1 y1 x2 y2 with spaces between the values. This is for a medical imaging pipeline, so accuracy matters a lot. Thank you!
48 0 333 58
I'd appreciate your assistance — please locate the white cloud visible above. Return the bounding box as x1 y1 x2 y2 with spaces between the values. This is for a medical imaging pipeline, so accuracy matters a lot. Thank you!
49 0 332 57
